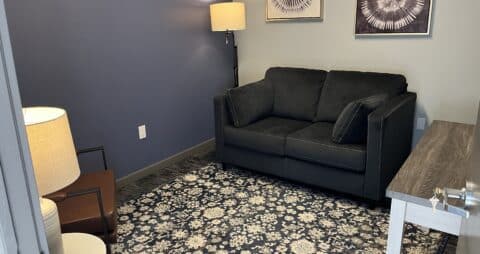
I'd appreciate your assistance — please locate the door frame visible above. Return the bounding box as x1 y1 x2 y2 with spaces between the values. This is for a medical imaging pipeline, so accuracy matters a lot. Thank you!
0 0 49 252
0 162 16 254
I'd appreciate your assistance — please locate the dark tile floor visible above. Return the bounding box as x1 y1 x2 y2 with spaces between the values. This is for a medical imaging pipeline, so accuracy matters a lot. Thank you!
115 151 456 253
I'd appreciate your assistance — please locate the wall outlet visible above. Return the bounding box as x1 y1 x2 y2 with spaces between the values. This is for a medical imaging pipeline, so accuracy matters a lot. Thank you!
416 117 426 130
138 125 147 139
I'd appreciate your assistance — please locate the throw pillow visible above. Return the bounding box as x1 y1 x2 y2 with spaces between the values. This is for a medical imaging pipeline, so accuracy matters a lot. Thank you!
332 94 389 144
226 81 273 128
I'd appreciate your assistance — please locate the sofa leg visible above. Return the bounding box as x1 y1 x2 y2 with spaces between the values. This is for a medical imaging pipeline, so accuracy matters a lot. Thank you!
365 199 388 209
366 200 377 210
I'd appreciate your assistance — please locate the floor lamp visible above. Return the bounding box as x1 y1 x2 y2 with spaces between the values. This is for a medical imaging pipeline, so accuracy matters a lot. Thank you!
24 107 81 254
210 2 246 87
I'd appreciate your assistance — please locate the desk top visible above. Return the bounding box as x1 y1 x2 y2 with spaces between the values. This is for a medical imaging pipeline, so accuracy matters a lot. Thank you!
387 120 474 207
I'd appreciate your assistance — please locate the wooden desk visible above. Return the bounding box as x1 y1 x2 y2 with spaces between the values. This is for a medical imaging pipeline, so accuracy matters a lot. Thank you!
386 121 474 254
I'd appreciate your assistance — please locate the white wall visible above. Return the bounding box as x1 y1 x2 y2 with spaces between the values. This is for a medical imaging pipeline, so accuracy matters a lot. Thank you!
235 0 480 126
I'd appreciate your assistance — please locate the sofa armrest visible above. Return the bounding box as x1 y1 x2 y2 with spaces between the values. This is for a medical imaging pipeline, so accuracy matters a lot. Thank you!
364 92 417 201
214 94 231 161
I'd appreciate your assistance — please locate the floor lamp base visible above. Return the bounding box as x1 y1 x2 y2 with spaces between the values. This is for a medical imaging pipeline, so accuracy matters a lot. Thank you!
40 198 64 254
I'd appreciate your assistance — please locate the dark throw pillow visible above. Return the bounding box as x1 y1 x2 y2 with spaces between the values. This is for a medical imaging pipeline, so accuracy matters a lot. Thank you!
314 71 407 122
332 94 389 144
226 81 273 128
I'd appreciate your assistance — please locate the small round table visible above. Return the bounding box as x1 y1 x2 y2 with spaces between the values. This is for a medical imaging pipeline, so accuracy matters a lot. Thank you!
62 233 106 254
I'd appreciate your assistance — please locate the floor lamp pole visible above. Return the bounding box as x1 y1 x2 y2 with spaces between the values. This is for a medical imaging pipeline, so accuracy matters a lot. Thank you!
226 31 239 87
232 32 239 87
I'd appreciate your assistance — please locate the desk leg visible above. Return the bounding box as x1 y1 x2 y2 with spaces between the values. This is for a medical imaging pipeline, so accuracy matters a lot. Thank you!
387 199 407 254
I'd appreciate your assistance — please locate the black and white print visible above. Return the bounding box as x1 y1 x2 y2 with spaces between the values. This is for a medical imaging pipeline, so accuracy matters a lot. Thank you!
266 0 323 22
355 0 433 35
271 0 313 13
113 163 444 253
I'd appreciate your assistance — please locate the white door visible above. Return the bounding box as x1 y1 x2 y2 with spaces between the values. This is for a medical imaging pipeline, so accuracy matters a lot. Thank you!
457 103 480 253
0 162 17 254
0 0 49 252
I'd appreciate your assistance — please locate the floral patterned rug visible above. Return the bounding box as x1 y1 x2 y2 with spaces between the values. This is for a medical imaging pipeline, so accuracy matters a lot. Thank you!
112 163 444 253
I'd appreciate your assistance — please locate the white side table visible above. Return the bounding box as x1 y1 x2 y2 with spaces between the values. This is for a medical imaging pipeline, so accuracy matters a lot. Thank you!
62 233 106 254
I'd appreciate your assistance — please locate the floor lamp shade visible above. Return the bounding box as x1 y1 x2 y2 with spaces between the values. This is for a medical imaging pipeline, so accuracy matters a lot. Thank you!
210 2 246 31
24 107 80 196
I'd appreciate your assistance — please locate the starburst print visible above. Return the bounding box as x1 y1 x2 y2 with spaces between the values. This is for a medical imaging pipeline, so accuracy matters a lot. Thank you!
360 0 426 30
271 0 313 13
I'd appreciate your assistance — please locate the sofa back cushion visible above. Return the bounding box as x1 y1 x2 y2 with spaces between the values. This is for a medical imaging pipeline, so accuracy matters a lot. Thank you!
314 70 407 122
265 67 327 121
226 80 273 128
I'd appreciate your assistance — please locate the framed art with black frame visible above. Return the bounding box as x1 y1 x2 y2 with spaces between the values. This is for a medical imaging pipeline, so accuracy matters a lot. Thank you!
355 0 433 36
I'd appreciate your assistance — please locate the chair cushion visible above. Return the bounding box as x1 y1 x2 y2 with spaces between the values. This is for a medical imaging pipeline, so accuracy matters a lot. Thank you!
226 80 273 127
332 94 389 144
286 122 367 172
50 170 117 237
265 67 327 121
224 116 311 156
314 70 407 122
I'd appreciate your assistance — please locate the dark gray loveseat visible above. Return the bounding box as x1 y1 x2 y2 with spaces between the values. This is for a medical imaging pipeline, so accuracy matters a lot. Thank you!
214 67 416 201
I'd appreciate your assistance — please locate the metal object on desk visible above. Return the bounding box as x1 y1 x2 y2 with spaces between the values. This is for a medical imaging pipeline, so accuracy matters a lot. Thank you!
432 187 480 218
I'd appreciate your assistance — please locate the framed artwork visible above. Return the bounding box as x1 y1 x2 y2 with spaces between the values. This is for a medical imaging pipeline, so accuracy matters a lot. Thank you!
355 0 433 36
266 0 324 22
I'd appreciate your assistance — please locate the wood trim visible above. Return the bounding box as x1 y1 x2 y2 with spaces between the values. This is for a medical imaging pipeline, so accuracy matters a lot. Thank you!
116 139 215 188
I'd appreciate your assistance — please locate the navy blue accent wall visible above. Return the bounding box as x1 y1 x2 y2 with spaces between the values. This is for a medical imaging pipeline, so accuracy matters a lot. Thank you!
5 0 233 178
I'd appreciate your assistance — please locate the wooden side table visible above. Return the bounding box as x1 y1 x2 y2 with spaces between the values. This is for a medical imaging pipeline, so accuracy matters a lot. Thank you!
386 121 474 253
62 233 106 254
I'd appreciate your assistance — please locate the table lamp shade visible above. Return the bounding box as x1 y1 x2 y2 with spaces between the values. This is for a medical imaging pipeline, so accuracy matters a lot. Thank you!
24 107 80 196
210 2 246 31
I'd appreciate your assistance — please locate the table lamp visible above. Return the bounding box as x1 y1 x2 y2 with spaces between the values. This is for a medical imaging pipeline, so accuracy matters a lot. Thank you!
23 107 81 254
210 2 246 87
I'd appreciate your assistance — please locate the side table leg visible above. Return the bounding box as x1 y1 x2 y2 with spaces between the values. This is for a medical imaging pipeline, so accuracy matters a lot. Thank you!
386 199 407 254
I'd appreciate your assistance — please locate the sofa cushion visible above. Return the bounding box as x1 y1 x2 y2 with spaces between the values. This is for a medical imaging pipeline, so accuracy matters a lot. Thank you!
286 122 367 172
224 117 311 156
314 71 407 122
332 94 389 144
265 67 327 121
226 80 273 127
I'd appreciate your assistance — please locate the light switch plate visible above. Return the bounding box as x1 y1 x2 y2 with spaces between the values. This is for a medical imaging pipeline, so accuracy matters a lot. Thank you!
416 117 426 130
138 125 147 139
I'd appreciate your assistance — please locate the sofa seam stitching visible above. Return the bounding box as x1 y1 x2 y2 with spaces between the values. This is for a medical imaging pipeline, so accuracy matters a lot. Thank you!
285 152 364 172
286 137 365 152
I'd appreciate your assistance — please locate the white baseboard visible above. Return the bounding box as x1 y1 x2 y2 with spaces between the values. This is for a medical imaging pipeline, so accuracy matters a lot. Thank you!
116 138 215 188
